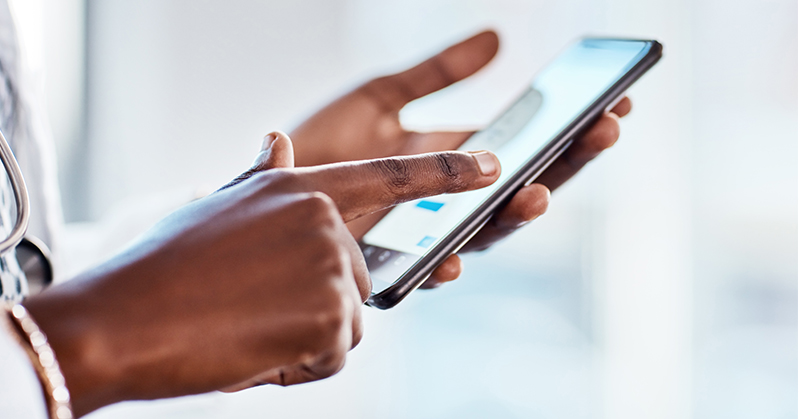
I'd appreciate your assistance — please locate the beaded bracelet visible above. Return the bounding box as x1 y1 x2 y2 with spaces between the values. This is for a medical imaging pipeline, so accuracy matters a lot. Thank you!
5 304 74 419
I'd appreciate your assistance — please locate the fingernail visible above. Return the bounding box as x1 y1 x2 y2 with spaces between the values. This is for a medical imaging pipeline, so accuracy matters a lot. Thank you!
469 151 500 176
262 132 278 149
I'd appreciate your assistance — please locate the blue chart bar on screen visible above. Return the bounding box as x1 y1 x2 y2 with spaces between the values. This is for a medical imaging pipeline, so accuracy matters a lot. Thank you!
416 200 444 212
417 236 437 248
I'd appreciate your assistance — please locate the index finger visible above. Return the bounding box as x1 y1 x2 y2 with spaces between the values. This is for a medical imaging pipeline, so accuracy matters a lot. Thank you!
296 150 501 222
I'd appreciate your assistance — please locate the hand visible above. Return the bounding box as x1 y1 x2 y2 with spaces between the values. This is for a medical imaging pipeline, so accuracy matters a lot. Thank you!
23 134 501 417
289 30 632 287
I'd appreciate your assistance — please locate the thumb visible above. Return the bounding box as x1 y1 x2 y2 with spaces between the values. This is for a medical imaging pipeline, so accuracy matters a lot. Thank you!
219 131 296 191
253 131 295 170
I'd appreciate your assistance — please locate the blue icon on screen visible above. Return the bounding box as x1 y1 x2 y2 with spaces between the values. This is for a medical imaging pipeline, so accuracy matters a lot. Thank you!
417 236 437 248
416 200 444 212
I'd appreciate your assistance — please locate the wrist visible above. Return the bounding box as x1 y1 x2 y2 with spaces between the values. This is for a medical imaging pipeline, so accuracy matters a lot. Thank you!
4 303 73 419
24 285 126 417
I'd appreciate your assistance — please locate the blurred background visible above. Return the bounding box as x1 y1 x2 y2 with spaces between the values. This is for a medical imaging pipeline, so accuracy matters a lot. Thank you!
9 0 798 418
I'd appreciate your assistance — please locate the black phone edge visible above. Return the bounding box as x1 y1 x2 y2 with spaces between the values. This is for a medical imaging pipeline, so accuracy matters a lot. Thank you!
367 39 663 310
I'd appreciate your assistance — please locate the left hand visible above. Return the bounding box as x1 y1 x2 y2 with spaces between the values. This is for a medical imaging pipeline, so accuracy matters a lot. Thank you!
287 30 632 287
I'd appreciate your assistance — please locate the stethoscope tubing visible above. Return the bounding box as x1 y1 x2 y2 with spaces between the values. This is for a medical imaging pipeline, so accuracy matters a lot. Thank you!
0 129 29 255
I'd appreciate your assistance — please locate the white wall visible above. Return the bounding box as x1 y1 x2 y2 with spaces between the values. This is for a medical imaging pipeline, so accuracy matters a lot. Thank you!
32 0 799 418
9 0 87 221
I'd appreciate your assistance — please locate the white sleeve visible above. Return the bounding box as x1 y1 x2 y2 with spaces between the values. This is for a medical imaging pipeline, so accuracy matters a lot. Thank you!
0 314 49 419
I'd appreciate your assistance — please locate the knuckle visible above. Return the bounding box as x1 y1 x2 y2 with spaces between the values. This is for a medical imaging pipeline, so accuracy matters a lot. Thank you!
351 322 364 348
434 152 468 187
318 306 348 338
304 235 348 281
305 294 352 351
310 349 348 380
429 152 473 192
301 191 338 218
370 157 413 200
434 152 460 178
290 191 340 229
323 352 348 378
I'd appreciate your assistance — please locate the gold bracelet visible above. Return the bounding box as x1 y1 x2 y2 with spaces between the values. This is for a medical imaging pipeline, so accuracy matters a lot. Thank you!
5 304 74 419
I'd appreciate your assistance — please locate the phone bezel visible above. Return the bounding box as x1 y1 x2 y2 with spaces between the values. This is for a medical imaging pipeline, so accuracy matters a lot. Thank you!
365 38 663 309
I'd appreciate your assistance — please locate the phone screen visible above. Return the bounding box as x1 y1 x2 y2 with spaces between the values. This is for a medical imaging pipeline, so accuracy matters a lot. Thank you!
361 39 652 294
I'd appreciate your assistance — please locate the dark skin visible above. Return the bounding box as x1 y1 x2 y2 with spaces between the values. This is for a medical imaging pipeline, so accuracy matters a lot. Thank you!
288 30 631 285
21 30 631 416
25 143 503 416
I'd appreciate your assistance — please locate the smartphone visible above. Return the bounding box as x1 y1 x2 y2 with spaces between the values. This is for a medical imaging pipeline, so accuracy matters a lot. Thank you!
360 38 663 309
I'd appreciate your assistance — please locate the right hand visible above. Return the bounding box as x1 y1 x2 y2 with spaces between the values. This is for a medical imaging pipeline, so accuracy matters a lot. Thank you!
22 132 501 417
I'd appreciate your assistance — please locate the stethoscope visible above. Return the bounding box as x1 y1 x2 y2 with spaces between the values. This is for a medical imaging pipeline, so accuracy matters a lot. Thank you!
0 128 53 294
